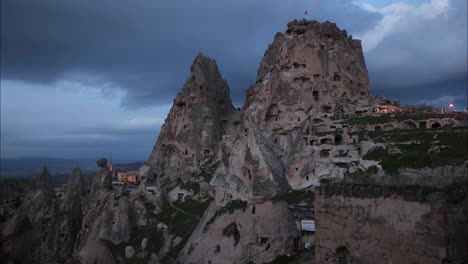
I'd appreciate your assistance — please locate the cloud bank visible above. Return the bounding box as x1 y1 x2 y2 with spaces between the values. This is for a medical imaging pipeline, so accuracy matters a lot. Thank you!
1 0 466 160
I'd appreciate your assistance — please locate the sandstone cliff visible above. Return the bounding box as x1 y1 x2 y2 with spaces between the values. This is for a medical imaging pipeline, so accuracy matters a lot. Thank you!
314 182 468 263
211 20 371 201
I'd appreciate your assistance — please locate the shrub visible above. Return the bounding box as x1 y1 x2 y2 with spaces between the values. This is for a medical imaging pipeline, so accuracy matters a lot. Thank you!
96 158 107 167
223 222 240 246
272 190 314 205
204 200 247 231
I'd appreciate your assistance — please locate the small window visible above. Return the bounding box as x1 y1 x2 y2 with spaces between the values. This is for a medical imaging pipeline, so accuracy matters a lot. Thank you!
320 149 330 158
333 73 341 82
252 206 256 214
334 135 343 145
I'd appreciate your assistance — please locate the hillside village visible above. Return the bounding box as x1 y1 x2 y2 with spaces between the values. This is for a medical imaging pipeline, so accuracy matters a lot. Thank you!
1 19 467 264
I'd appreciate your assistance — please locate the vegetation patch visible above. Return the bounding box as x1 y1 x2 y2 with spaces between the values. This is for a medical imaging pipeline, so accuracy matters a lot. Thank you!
272 190 314 205
103 224 164 264
222 222 240 246
344 166 378 184
341 113 460 125
267 250 315 264
161 239 186 264
319 180 467 203
173 197 212 217
159 197 212 238
204 200 247 232
336 150 348 158
363 129 467 174
199 159 220 182
177 179 200 194
155 197 212 264
315 128 343 136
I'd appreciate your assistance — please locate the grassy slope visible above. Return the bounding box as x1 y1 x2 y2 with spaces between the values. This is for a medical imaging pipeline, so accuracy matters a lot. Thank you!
363 128 468 174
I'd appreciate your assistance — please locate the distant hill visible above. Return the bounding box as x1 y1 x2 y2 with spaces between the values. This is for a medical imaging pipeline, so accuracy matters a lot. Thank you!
112 161 146 172
0 157 145 179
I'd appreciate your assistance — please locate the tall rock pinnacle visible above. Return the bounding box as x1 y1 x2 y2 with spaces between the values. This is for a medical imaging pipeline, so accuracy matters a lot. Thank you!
211 19 372 199
246 19 370 132
148 53 237 188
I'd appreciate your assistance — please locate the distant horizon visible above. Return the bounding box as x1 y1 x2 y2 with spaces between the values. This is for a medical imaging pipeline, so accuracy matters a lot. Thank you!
0 156 145 163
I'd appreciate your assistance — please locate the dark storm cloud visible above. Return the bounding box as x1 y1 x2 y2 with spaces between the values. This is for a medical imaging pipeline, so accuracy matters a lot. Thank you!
373 72 467 104
2 120 161 160
363 0 467 107
1 0 381 107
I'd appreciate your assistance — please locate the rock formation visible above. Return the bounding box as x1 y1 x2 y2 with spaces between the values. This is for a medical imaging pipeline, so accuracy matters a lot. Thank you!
251 19 370 128
148 53 239 189
31 167 55 195
1 168 59 263
0 167 84 264
57 168 84 262
74 159 153 263
174 20 468 263
2 19 467 264
92 158 112 191
211 19 370 201
314 182 468 263
178 200 299 263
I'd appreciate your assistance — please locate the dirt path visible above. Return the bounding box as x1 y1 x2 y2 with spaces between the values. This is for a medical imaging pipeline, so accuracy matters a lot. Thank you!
168 201 200 219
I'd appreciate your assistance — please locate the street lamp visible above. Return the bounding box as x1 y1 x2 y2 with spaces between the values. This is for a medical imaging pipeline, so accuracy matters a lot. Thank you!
448 103 455 112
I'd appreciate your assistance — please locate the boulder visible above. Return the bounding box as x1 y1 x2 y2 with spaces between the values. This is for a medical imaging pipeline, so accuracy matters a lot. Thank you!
141 237 148 250
125 246 135 258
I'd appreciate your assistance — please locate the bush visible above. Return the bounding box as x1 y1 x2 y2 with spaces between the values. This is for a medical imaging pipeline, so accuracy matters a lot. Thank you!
96 158 107 167
204 200 247 231
272 190 314 205
223 222 240 246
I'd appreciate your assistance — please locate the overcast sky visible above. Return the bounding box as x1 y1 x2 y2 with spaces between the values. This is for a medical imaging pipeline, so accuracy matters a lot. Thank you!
1 0 467 161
